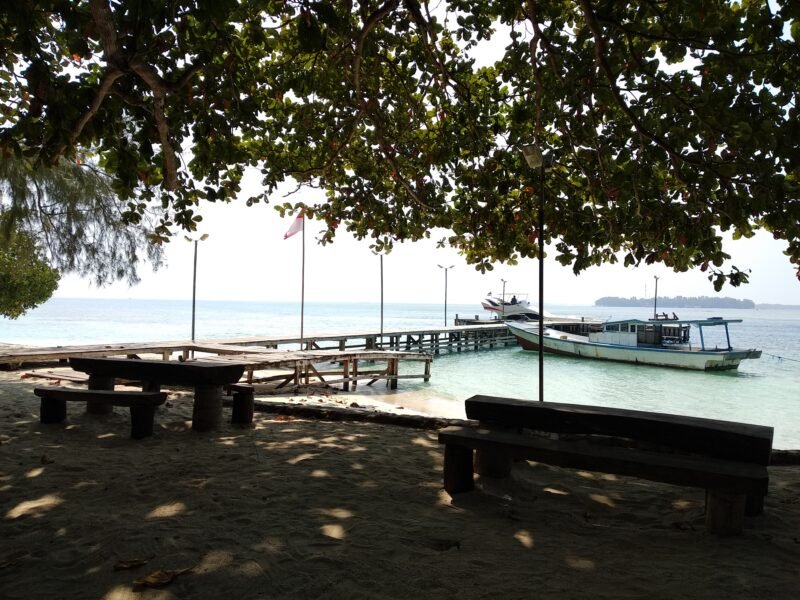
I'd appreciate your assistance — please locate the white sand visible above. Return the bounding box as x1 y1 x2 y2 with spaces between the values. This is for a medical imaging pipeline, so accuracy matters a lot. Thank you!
1 370 799 599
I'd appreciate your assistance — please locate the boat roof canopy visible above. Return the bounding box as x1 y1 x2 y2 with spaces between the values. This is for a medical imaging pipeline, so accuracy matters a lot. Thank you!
604 317 743 327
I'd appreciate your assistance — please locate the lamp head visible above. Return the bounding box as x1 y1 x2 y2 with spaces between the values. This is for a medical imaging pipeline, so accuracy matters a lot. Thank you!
520 144 543 169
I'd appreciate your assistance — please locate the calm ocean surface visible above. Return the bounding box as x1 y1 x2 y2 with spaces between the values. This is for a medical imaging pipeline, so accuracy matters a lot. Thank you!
2 298 799 449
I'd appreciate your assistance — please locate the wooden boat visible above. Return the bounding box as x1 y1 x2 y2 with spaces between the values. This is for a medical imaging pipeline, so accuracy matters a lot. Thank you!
507 316 762 371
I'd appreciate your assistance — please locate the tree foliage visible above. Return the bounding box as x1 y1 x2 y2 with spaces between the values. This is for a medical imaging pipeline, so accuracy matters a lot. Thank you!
1 0 799 290
0 155 165 287
0 228 59 319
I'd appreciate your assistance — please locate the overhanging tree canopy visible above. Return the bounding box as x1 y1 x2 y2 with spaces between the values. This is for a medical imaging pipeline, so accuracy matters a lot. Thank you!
2 0 798 289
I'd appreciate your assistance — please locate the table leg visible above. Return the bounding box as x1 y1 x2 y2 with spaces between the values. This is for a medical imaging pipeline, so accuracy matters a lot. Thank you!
87 374 114 415
192 384 223 431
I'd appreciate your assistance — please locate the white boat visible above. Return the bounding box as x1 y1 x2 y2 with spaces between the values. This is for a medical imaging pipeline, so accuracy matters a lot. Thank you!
481 292 541 320
507 316 762 371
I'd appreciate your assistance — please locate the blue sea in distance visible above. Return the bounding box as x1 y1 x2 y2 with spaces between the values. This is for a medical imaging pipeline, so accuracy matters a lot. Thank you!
2 298 799 449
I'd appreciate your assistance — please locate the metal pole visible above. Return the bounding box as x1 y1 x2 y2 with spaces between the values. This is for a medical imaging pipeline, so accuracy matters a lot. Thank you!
300 215 305 345
501 278 506 320
191 240 198 342
380 254 384 348
444 268 448 327
653 276 659 319
538 164 544 402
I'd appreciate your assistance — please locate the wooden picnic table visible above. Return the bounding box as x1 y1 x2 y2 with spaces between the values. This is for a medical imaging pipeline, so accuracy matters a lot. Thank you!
69 357 245 431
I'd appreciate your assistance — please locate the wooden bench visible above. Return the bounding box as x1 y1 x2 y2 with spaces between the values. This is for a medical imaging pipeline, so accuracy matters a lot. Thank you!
68 357 245 431
226 383 255 426
438 395 774 535
34 387 168 439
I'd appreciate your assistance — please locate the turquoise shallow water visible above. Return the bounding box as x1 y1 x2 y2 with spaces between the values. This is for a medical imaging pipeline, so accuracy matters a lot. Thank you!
2 299 799 448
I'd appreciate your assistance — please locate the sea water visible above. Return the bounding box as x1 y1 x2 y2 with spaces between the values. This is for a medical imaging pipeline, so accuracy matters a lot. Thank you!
2 298 799 449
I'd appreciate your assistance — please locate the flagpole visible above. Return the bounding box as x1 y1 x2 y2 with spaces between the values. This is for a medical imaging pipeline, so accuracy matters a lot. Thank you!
300 213 305 346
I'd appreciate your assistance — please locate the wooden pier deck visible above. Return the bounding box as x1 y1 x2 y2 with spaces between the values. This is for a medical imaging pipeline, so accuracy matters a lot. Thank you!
0 324 519 391
0 324 516 366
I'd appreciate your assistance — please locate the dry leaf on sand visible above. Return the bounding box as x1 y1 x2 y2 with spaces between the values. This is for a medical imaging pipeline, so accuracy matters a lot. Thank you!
113 558 151 571
133 567 193 589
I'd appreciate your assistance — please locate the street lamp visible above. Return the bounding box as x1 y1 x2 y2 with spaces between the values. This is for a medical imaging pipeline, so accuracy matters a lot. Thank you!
521 143 545 403
500 278 507 320
184 233 209 342
437 264 454 327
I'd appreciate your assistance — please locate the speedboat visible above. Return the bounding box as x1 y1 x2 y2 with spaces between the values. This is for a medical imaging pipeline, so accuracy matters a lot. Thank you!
481 293 540 320
507 316 761 370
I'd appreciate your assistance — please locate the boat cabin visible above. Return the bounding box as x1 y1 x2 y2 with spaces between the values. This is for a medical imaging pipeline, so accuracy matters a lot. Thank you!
589 317 742 350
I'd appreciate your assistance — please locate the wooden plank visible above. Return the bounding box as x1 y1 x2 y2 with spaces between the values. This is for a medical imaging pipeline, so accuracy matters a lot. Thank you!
464 395 774 465
438 426 769 495
69 357 244 387
34 387 167 406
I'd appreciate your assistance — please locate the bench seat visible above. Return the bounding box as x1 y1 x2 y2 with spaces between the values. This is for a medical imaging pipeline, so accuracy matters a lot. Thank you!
34 387 167 439
438 395 775 535
439 426 769 495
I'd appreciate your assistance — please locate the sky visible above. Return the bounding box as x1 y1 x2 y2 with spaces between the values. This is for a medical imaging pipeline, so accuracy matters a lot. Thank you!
53 170 800 307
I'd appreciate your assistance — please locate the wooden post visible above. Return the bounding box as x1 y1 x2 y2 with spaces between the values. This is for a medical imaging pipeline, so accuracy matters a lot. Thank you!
87 374 114 415
142 381 161 393
705 490 746 535
352 359 359 390
389 358 398 390
423 358 431 382
474 449 513 478
129 404 157 439
443 445 475 494
40 397 67 424
231 387 255 427
342 360 350 392
191 384 223 431
745 494 765 516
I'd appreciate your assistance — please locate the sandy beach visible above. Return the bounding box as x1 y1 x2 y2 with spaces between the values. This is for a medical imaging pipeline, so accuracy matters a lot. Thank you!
1 368 799 599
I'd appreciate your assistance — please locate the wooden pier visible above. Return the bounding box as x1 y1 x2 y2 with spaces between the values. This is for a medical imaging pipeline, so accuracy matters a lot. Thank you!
205 323 516 355
0 324 517 391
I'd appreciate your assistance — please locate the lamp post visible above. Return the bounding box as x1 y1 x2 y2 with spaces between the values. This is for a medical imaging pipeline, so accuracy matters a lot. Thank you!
437 264 454 327
184 233 209 342
521 143 545 403
380 254 384 348
501 278 507 320
653 275 659 319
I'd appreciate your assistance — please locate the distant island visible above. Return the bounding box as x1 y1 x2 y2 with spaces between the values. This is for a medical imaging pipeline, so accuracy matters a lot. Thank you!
595 296 756 309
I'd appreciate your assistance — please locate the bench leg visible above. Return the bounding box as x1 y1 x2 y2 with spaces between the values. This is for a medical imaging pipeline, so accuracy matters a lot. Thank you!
192 384 223 432
474 448 513 478
87 375 115 415
705 490 746 535
745 494 765 516
40 397 66 424
231 390 255 427
129 405 157 439
443 444 475 494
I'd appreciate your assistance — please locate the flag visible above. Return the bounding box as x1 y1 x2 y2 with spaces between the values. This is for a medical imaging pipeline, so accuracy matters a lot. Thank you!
283 212 304 239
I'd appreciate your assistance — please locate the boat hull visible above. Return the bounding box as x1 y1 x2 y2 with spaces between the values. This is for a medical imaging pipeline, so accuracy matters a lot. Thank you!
507 323 761 371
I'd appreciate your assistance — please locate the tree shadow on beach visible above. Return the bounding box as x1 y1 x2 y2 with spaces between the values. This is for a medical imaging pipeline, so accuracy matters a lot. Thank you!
2 387 799 600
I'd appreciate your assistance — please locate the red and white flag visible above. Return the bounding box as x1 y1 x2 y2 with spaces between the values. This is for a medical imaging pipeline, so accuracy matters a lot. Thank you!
283 212 304 239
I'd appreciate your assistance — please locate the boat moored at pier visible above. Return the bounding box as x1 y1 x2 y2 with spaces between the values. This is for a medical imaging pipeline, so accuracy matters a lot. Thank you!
507 316 762 371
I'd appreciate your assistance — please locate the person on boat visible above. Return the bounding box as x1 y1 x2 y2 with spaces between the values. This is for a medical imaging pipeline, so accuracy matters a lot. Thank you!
672 312 679 320
510 295 518 305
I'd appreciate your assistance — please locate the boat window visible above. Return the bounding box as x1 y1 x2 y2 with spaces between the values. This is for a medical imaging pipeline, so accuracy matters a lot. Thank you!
606 324 619 332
